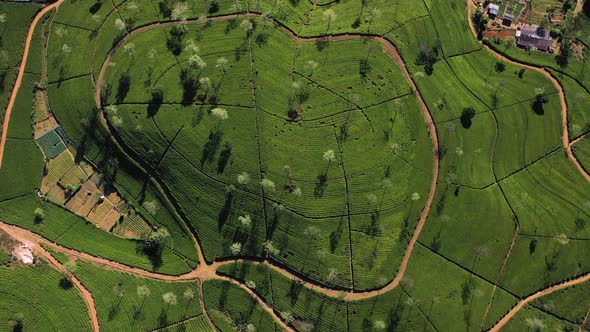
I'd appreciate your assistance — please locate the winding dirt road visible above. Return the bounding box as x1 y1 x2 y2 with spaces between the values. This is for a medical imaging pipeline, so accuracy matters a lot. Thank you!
0 0 64 168
466 0 590 330
489 273 590 332
36 245 100 332
466 0 590 183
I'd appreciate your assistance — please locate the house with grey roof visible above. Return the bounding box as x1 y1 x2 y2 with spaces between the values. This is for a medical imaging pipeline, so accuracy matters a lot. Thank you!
515 25 554 52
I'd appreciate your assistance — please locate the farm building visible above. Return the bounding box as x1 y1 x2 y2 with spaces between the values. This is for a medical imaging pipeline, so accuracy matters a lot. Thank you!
515 25 554 52
488 3 500 17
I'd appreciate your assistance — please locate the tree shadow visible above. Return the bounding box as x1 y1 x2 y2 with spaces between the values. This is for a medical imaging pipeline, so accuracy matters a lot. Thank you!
136 239 163 270
329 217 344 253
288 280 303 306
532 94 548 115
0 70 6 93
217 142 232 174
58 277 73 289
89 1 102 14
460 107 475 129
180 70 198 106
217 190 234 230
115 73 131 103
147 89 164 117
201 130 224 166
314 174 327 197
158 308 168 326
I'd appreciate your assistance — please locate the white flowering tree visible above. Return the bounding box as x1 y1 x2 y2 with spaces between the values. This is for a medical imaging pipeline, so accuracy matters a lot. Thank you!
183 288 195 303
115 18 127 32
189 54 207 70
261 178 276 192
171 2 189 21
162 292 177 314
229 242 242 255
238 214 252 227
240 19 254 34
323 9 337 31
211 107 228 121
237 172 250 185
135 285 151 316
216 57 229 73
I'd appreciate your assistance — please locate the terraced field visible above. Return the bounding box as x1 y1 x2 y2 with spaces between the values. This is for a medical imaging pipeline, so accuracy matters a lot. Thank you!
0 0 589 331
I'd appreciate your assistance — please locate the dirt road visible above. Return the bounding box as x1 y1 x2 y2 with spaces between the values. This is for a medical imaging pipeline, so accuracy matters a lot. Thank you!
489 273 590 331
36 245 100 332
466 1 590 329
466 0 590 183
0 0 64 169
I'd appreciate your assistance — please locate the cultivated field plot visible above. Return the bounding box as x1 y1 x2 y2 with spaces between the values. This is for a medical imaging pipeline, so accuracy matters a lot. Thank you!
99 19 433 290
1 0 590 331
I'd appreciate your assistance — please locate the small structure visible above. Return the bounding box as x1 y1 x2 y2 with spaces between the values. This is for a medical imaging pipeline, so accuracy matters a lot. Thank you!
502 13 514 26
13 242 34 264
488 3 500 18
516 25 554 52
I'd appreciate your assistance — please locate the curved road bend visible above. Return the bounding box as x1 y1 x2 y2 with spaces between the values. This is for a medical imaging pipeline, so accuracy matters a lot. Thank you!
466 0 590 330
466 0 590 183
0 0 65 168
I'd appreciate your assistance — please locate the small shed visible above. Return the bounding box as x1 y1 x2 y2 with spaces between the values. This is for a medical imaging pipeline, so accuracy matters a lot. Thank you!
488 3 500 17
502 13 514 26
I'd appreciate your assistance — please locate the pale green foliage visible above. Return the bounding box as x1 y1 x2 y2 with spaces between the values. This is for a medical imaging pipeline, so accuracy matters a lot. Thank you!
216 57 229 70
189 54 207 69
238 215 252 227
183 287 195 300
373 320 386 330
137 285 151 298
245 280 256 289
63 261 77 275
323 149 336 162
142 200 159 215
185 40 199 54
292 187 302 196
211 108 228 120
123 43 135 56
114 18 126 31
171 2 189 20
554 234 570 245
61 44 72 54
264 240 280 256
237 172 251 185
280 311 294 324
240 19 253 32
304 226 321 240
323 9 337 24
260 178 276 192
162 292 177 305
34 207 45 221
230 242 242 255
199 77 211 88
